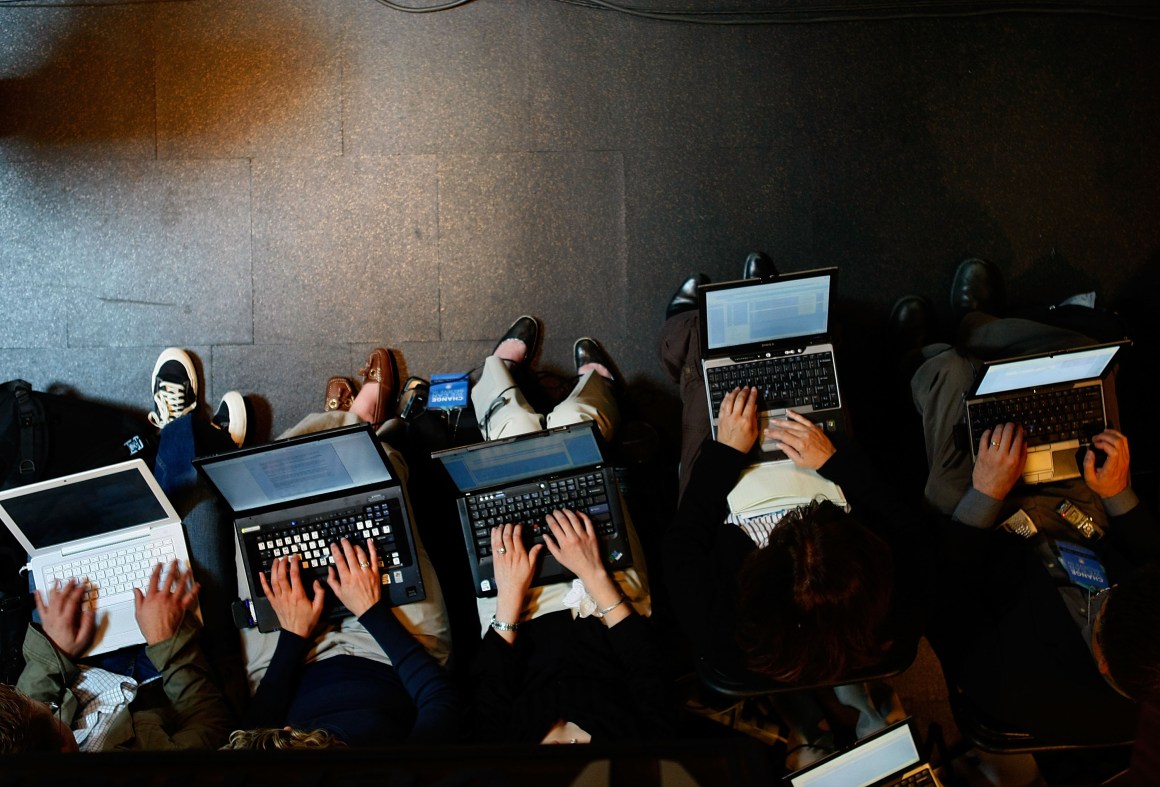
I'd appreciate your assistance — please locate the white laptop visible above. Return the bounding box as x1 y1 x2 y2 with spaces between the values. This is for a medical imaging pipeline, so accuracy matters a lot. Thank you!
0 459 193 657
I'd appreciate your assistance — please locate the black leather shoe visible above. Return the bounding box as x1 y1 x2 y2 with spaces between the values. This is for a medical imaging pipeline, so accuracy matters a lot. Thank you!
889 295 934 357
493 316 540 370
743 251 778 280
666 273 708 319
574 337 620 390
951 258 1005 323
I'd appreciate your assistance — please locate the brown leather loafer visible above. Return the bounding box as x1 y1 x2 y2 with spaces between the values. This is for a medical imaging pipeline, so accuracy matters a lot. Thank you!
357 348 399 425
325 376 355 412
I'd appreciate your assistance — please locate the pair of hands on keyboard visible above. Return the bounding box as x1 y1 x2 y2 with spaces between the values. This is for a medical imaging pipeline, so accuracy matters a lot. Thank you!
491 509 630 642
259 537 381 638
972 423 1132 502
35 560 199 656
717 386 836 469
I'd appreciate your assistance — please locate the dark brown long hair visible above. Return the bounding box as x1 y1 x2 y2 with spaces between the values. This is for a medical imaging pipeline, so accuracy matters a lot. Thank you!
735 500 894 685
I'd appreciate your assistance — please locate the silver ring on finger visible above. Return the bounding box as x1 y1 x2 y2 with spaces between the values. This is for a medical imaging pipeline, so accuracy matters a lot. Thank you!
359 561 370 569
497 546 507 555
991 441 1000 447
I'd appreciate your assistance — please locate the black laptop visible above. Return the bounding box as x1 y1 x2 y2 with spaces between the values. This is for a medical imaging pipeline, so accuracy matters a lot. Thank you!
432 422 632 597
194 424 425 632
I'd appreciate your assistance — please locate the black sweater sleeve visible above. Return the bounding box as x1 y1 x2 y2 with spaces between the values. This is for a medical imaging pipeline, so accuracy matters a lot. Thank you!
662 439 755 660
242 630 313 729
356 601 460 744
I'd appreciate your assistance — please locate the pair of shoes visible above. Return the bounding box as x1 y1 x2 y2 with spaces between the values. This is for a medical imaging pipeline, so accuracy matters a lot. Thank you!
148 349 198 429
888 295 935 357
321 348 399 426
951 257 1005 323
743 251 778 280
211 391 247 448
357 348 399 426
493 316 541 372
666 273 708 319
149 348 245 447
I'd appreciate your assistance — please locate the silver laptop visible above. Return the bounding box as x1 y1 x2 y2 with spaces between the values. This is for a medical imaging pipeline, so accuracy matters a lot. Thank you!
785 718 943 787
699 268 848 459
964 340 1127 484
0 459 193 656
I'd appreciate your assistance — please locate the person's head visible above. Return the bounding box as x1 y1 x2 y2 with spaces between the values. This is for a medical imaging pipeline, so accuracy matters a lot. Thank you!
735 500 894 685
1096 563 1160 700
0 684 77 754
221 727 347 751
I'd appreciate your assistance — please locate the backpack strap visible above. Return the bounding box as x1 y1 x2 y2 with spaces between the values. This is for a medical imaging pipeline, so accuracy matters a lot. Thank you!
3 379 47 483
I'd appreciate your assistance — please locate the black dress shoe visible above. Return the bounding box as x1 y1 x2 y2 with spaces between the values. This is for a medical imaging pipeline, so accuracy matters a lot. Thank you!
666 273 709 319
889 295 935 357
574 337 620 390
951 258 1005 323
743 251 778 280
493 315 540 370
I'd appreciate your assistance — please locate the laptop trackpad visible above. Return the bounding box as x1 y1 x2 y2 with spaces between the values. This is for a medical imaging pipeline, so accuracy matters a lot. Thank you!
1051 448 1080 479
1023 451 1053 475
1022 449 1079 483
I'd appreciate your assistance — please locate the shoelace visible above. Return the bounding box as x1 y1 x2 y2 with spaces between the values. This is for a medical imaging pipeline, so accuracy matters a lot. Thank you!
148 380 193 428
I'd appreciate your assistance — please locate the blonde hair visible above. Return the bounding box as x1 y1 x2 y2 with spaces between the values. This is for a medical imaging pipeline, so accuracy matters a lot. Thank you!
222 727 346 750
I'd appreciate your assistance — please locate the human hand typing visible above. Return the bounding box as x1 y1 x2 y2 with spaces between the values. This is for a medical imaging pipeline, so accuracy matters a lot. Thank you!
1084 429 1130 499
972 422 1026 501
716 386 760 454
35 578 95 659
259 554 324 638
492 524 542 637
134 560 199 646
327 537 382 618
764 409 836 469
543 509 630 627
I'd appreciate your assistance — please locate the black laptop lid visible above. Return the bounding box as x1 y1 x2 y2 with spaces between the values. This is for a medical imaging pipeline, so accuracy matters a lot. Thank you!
698 267 837 358
433 422 605 494
194 424 394 515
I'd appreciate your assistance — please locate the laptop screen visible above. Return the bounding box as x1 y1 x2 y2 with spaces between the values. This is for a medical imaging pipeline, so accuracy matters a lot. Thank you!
0 467 170 550
198 428 393 512
437 425 603 493
974 344 1121 397
704 274 831 351
787 720 922 787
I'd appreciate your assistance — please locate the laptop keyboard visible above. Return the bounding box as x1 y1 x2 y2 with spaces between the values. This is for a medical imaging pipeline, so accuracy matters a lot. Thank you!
889 767 936 786
468 471 614 558
254 500 407 583
969 385 1104 449
707 352 839 414
46 538 179 610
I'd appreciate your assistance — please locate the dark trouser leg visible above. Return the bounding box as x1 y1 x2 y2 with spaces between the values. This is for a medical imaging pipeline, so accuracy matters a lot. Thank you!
658 311 712 502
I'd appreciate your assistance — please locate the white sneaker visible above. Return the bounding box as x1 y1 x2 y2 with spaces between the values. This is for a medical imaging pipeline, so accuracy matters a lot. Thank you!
212 391 247 448
148 348 198 429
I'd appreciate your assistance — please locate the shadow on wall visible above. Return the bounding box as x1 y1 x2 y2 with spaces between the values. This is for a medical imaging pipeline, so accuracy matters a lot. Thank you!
0 4 331 156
